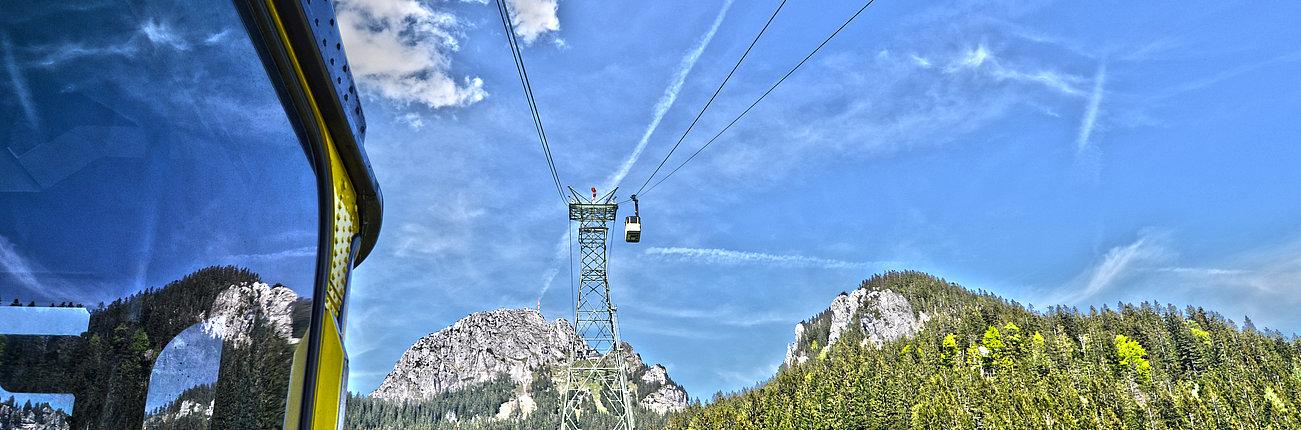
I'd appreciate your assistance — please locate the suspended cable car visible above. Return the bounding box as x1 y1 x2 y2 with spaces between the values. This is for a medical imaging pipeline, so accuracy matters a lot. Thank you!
625 194 641 243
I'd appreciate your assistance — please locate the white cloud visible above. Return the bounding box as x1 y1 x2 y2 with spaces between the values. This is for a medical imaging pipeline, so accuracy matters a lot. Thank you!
637 302 805 328
0 235 43 292
1076 62 1106 152
203 29 232 45
947 43 1088 97
604 0 734 190
531 0 733 307
641 33 1103 195
956 44 990 69
224 246 316 262
461 0 561 44
910 53 932 68
645 246 889 270
505 0 560 44
2 35 39 127
397 112 426 129
1047 233 1301 334
1056 233 1167 305
335 0 487 108
140 19 190 50
35 42 138 68
1152 267 1246 277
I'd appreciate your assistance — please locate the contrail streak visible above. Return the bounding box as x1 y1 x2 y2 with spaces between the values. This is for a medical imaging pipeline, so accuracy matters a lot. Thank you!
604 0 735 190
541 1 735 309
1076 62 1106 152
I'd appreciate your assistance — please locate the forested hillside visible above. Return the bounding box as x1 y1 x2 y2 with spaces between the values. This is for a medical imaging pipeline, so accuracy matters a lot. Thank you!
0 266 309 430
346 307 686 429
346 369 669 429
668 271 1301 429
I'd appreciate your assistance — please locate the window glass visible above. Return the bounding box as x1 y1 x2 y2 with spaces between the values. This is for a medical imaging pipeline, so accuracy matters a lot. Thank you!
0 1 317 429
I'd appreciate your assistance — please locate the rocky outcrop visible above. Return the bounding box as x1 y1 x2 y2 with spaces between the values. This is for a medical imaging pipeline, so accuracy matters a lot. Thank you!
857 289 929 347
785 289 929 366
785 323 809 366
372 308 582 401
641 384 689 414
369 308 689 416
0 401 69 430
203 282 302 345
630 357 688 414
494 393 537 420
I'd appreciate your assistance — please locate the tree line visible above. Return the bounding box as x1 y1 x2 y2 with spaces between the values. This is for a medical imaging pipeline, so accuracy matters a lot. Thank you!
667 270 1301 429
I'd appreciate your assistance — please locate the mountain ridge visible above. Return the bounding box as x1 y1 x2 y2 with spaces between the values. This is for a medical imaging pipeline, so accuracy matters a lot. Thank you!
669 270 1301 429
354 307 687 428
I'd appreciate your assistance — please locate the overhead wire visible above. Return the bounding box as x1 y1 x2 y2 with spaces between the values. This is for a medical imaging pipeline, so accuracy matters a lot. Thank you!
632 0 790 196
495 0 567 203
639 0 880 198
568 222 575 322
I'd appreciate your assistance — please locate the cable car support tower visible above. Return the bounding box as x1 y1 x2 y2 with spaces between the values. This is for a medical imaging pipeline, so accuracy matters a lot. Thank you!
560 186 635 430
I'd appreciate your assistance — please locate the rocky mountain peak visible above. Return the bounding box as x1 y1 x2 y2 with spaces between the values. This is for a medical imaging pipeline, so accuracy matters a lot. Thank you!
785 288 929 366
203 281 301 346
369 307 689 415
371 308 579 401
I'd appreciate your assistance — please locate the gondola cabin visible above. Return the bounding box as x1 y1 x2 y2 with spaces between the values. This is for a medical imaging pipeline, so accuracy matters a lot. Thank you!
625 215 641 243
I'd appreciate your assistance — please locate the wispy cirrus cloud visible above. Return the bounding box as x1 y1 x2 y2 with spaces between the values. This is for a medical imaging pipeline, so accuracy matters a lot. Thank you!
0 234 43 293
533 0 735 302
637 302 805 328
1 34 38 128
140 19 190 50
654 35 1103 193
945 43 1090 97
1047 232 1301 334
224 246 316 262
605 0 734 190
1054 232 1168 305
645 246 890 270
1076 63 1107 153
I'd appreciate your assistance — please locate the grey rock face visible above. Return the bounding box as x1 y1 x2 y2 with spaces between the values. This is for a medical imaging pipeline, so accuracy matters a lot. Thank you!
0 402 69 430
784 289 928 367
204 282 300 346
785 323 810 366
371 308 689 415
857 289 929 347
641 385 689 414
634 362 687 413
372 308 581 401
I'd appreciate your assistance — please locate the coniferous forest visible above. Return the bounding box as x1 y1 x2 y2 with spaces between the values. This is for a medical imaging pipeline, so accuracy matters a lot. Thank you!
345 368 669 430
6 269 1299 429
666 271 1301 429
0 266 309 430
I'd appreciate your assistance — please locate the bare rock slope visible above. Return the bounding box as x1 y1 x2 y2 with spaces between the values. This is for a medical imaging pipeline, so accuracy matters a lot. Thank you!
785 288 929 366
371 308 688 414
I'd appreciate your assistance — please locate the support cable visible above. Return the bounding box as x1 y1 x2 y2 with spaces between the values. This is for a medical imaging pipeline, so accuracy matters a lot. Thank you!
633 0 789 196
640 0 879 198
495 0 567 203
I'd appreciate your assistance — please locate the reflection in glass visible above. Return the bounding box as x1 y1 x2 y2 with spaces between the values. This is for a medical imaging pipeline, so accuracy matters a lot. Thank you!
1 1 317 429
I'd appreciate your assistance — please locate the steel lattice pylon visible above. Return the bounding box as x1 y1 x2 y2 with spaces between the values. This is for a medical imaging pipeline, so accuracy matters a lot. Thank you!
559 187 635 430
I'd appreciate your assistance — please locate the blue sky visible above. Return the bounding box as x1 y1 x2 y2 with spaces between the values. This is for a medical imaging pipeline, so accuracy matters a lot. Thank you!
337 0 1301 399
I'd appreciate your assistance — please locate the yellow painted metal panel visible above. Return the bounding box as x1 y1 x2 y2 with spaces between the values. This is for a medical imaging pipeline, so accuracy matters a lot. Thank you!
262 1 362 428
312 318 349 430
